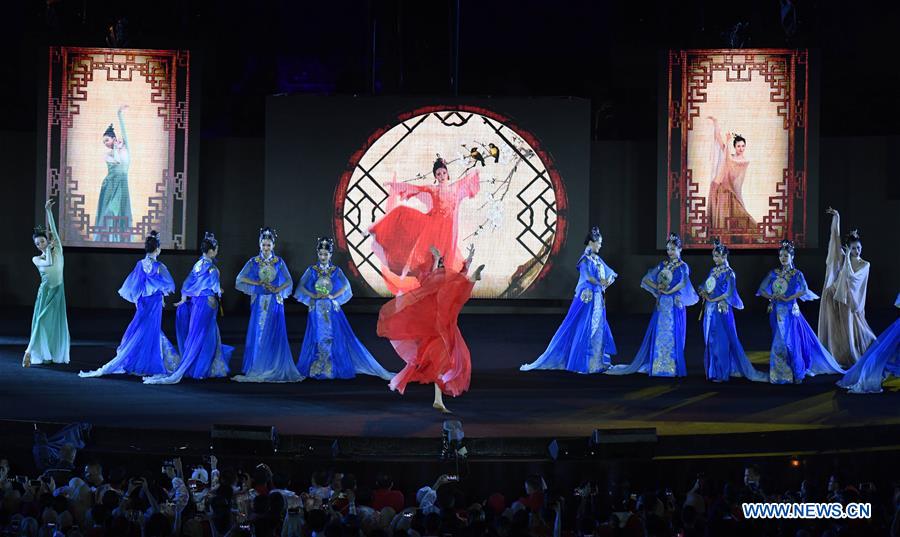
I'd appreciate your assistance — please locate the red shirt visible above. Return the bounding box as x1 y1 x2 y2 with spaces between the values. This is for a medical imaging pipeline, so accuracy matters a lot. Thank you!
372 488 405 512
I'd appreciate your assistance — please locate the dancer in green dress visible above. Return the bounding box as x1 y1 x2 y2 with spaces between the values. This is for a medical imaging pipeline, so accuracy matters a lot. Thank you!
94 105 133 243
23 199 70 367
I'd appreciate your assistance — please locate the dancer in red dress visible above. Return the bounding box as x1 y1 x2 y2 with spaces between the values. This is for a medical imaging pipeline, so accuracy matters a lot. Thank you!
368 157 480 295
377 244 484 413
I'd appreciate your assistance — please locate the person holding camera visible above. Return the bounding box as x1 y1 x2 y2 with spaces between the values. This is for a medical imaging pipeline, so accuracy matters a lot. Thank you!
159 458 189 533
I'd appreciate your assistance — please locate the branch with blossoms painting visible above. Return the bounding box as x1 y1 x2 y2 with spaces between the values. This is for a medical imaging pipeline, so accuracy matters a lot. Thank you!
462 139 536 241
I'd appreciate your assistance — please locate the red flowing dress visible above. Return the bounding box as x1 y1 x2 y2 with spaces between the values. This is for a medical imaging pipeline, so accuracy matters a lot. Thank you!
377 266 475 396
368 172 480 295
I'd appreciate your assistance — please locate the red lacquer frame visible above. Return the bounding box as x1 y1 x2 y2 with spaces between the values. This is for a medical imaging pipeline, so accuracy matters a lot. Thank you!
46 47 190 249
666 49 808 249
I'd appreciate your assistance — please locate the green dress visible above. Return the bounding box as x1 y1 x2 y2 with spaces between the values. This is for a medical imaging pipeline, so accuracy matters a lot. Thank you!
27 205 70 364
94 108 133 243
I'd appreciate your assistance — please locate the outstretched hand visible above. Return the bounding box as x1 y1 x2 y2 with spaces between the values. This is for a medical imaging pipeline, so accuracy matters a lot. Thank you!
45 198 55 210
825 206 838 216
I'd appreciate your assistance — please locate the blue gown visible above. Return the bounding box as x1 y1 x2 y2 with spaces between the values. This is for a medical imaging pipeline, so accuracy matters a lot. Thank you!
79 257 180 377
520 248 617 373
606 259 698 377
294 264 393 380
144 257 233 384
837 294 900 393
700 265 766 382
757 268 844 384
232 253 303 383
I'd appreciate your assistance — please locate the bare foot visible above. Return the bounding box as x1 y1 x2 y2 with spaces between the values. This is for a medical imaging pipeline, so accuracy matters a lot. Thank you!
471 264 485 282
22 352 31 368
433 402 453 414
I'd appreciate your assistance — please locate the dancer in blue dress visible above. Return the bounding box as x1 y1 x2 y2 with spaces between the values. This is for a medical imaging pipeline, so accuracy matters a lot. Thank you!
520 226 617 373
232 227 303 383
756 239 844 384
837 294 900 393
607 233 698 377
698 239 766 382
294 237 393 380
79 231 180 378
144 232 233 384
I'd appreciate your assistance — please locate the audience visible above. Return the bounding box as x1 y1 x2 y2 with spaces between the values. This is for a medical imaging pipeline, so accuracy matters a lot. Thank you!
2 446 899 537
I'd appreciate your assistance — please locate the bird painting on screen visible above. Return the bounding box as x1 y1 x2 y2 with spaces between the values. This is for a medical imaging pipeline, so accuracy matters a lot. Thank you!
469 147 486 167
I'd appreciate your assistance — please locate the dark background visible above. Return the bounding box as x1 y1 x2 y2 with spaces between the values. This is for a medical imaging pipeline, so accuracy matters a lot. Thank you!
264 95 590 299
0 1 897 314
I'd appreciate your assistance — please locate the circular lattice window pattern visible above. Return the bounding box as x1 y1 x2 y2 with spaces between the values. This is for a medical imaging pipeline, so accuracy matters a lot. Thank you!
335 106 567 298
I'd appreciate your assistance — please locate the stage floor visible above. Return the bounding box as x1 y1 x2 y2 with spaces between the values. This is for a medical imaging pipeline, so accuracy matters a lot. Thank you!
1 309 898 451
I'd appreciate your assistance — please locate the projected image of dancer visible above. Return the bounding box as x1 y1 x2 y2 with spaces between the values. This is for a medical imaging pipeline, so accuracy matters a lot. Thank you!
818 207 876 366
94 105 134 242
706 116 756 235
294 237 393 381
144 232 233 384
23 199 70 367
79 231 180 378
520 226 617 374
378 244 484 413
368 156 480 295
838 293 900 393
232 227 302 383
698 239 766 382
606 233 698 377
757 240 844 384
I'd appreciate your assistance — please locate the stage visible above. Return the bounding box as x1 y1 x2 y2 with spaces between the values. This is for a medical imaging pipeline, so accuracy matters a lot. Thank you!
2 308 898 460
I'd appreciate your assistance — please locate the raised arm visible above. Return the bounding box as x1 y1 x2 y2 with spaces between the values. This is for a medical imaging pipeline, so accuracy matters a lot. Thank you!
460 243 475 274
41 198 62 263
117 105 129 148
707 116 726 148
823 207 843 287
